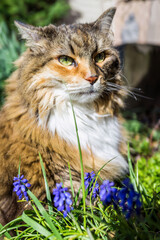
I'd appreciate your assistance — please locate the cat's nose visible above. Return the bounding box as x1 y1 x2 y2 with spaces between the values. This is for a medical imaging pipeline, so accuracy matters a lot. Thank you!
85 75 98 85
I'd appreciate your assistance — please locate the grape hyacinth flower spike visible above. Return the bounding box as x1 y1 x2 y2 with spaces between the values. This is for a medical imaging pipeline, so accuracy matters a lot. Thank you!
53 183 73 217
84 171 99 199
100 180 118 206
13 175 31 201
118 178 142 219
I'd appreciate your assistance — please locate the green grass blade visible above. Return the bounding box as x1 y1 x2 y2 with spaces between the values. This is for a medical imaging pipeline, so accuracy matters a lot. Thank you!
69 213 82 233
39 153 53 215
87 228 95 240
127 144 137 191
0 223 12 239
68 162 75 198
27 190 63 240
69 98 86 227
96 157 116 177
74 183 82 205
22 212 54 240
18 157 21 176
73 210 101 222
127 145 150 204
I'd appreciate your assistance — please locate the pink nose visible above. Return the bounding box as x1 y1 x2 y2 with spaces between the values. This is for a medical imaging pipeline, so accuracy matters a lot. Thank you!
85 75 98 85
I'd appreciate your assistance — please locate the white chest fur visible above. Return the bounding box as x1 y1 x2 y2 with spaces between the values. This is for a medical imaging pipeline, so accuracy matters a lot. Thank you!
44 102 127 169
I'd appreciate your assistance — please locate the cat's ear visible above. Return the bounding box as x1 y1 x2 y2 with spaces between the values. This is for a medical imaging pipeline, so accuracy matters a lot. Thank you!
93 8 116 32
14 21 45 53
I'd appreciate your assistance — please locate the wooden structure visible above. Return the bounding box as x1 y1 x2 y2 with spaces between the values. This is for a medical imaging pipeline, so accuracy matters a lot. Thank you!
68 0 160 46
114 0 160 46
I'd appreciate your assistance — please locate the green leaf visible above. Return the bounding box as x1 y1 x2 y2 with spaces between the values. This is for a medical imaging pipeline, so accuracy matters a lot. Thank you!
127 144 137 191
66 85 86 228
39 152 53 215
22 212 54 240
27 190 63 240
87 227 95 240
0 223 12 239
69 213 82 233
68 162 75 198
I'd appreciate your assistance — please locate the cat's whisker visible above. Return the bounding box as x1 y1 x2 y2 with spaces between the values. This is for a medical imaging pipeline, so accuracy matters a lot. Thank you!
68 89 89 94
118 70 146 97
118 71 130 85
67 84 90 91
106 88 137 99
106 82 138 100
93 113 111 118
106 75 117 82
67 86 92 93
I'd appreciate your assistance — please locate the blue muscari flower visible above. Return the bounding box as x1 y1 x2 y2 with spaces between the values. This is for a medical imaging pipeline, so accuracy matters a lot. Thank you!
100 180 118 205
118 178 142 219
92 182 100 199
13 175 31 201
53 183 73 217
84 172 95 189
84 171 99 199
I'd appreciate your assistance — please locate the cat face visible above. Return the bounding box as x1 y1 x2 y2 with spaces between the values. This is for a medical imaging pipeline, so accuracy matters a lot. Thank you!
45 24 120 103
15 8 120 108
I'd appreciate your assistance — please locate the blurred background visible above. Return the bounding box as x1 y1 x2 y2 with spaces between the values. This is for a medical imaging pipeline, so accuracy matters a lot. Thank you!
0 0 160 193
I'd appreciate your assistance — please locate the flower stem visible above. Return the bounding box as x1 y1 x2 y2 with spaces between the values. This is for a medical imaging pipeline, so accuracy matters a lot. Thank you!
69 99 86 229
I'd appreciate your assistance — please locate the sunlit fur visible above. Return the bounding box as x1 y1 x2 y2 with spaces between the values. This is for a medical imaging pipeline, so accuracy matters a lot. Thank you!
0 8 128 224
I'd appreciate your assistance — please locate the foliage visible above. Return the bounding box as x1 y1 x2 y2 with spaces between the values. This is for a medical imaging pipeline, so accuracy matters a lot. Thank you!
124 115 160 198
0 0 70 30
0 21 25 106
138 153 160 197
0 131 160 239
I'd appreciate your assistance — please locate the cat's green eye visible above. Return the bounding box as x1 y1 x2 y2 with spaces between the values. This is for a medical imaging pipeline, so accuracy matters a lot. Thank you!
95 52 105 63
59 56 74 66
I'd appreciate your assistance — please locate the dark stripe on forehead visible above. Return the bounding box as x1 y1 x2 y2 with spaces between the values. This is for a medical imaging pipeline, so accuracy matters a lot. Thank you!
69 44 75 55
92 40 98 57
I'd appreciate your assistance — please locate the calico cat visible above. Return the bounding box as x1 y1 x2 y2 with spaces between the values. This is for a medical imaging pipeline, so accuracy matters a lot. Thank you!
0 8 128 224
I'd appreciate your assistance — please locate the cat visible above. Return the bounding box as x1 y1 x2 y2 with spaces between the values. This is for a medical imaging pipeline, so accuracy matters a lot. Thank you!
0 7 128 225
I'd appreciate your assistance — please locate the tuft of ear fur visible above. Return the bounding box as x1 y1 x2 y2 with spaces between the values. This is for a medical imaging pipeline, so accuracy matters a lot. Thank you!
94 7 116 32
14 21 45 53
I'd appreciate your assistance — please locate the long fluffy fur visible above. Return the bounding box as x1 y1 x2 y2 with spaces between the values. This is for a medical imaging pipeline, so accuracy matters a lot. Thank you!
0 8 128 224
